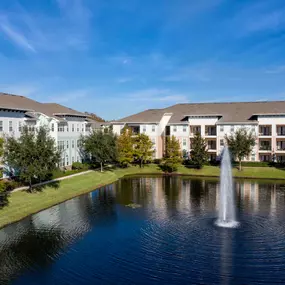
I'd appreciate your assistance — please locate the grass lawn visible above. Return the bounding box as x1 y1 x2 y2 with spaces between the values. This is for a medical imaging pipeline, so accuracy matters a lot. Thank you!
1 164 285 229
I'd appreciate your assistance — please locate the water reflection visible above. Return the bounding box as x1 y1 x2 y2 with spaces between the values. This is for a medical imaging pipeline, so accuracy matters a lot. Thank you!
0 176 285 284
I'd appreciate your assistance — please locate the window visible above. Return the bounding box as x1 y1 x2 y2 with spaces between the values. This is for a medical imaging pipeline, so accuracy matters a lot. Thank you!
220 126 224 132
77 140 80 147
183 125 187 132
77 124 79 132
72 124 75 132
66 158 69 166
58 141 64 151
183 138 187 146
58 124 64 132
0 121 3 132
66 125 69 132
152 125 155 132
142 125 146 133
72 140 75 148
72 157 75 163
220 139 224 147
173 126 177 132
66 140 69 149
9 121 13 132
18 122 22 132
82 124 84 132
77 156 80 162
230 125 234 132
51 123 54 132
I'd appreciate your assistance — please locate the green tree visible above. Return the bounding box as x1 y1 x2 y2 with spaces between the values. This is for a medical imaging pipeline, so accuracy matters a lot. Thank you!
190 133 208 169
4 126 60 190
80 129 117 172
162 135 182 172
117 127 134 167
225 128 256 171
133 133 153 168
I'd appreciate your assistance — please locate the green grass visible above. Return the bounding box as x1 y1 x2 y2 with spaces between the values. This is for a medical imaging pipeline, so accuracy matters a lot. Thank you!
1 164 285 229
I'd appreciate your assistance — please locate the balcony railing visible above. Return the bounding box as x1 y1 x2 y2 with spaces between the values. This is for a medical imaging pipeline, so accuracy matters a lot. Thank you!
259 146 272 151
205 131 217 136
208 145 217 150
259 132 272 136
277 132 285 136
276 144 285 151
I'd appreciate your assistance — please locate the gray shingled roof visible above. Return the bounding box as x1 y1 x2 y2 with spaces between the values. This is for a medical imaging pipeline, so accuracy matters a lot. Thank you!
115 101 285 124
0 93 98 123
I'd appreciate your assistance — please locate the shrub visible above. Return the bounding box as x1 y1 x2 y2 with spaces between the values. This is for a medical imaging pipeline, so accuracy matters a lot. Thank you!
159 162 178 173
72 162 89 170
153 159 162 164
0 181 10 208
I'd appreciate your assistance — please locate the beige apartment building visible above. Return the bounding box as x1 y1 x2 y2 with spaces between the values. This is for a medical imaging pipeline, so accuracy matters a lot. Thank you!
111 101 285 162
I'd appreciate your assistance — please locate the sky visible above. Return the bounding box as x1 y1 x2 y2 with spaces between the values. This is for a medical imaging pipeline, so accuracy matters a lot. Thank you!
0 0 285 120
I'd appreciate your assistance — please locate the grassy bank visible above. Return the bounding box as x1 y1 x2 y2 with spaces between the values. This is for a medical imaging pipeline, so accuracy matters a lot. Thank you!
1 164 285 229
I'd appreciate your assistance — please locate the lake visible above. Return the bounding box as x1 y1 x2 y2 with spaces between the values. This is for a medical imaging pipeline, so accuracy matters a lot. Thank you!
1 176 285 284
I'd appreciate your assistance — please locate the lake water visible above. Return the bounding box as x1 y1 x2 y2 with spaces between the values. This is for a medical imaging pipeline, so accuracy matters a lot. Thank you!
1 176 285 284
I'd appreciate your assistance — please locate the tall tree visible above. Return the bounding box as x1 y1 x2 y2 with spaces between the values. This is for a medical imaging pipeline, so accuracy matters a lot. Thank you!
80 129 117 172
4 126 60 190
133 134 153 168
190 133 208 169
163 135 182 172
225 128 256 171
117 127 134 167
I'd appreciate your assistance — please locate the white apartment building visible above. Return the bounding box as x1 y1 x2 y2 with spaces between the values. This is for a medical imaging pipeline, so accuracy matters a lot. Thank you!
0 93 101 171
111 101 285 162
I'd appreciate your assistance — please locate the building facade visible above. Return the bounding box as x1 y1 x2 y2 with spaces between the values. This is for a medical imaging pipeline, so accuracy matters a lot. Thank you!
0 93 100 170
111 101 285 162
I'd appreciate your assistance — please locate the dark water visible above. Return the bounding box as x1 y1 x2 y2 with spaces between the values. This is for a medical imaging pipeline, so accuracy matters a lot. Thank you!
1 176 285 285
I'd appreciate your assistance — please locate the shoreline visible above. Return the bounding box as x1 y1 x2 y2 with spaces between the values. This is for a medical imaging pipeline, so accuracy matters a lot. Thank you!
1 164 285 230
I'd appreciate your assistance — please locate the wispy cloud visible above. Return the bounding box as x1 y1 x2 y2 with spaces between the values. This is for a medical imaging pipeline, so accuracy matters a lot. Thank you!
265 65 285 74
232 2 285 36
116 77 134 83
0 0 93 53
0 83 38 96
127 88 188 103
46 88 92 103
0 18 36 52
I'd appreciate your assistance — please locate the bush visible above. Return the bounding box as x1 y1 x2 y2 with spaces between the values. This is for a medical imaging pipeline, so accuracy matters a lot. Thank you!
153 159 162 164
0 181 10 208
159 162 178 173
233 161 270 168
72 162 89 170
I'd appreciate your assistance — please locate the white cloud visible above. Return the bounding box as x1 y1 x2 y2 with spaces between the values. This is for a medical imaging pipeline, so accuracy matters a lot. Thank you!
0 19 36 52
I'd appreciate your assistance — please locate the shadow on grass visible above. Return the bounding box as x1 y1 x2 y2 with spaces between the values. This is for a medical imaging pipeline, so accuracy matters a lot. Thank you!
27 181 61 193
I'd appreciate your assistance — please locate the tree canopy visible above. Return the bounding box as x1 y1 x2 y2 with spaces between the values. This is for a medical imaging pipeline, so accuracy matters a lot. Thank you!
4 126 60 189
161 136 182 172
190 133 208 169
80 129 117 171
225 128 256 171
133 133 153 168
117 127 134 167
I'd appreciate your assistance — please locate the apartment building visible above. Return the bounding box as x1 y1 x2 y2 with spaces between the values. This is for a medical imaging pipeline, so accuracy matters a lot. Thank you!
111 101 285 162
0 93 101 170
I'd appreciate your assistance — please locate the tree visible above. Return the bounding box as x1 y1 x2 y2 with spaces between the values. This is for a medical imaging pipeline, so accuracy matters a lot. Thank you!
4 126 60 190
190 133 208 169
84 112 105 122
225 128 256 171
162 136 182 172
117 127 134 167
133 134 153 168
80 129 117 172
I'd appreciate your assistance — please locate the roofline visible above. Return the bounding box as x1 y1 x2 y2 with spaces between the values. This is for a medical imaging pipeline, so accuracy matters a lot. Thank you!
253 113 285 116
185 114 222 117
216 121 259 125
0 106 34 112
111 121 159 124
53 113 87 117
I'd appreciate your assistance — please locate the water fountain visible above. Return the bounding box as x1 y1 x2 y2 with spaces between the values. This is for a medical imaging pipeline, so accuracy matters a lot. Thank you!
216 146 239 228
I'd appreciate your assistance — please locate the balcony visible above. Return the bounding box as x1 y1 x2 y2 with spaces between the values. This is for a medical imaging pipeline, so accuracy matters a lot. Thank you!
131 126 140 135
276 126 285 136
259 145 272 151
190 126 201 136
276 141 285 151
205 126 217 136
207 140 217 151
259 125 272 136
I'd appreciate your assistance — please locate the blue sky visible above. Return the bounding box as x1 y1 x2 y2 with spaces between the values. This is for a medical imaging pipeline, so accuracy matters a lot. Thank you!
0 0 285 120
